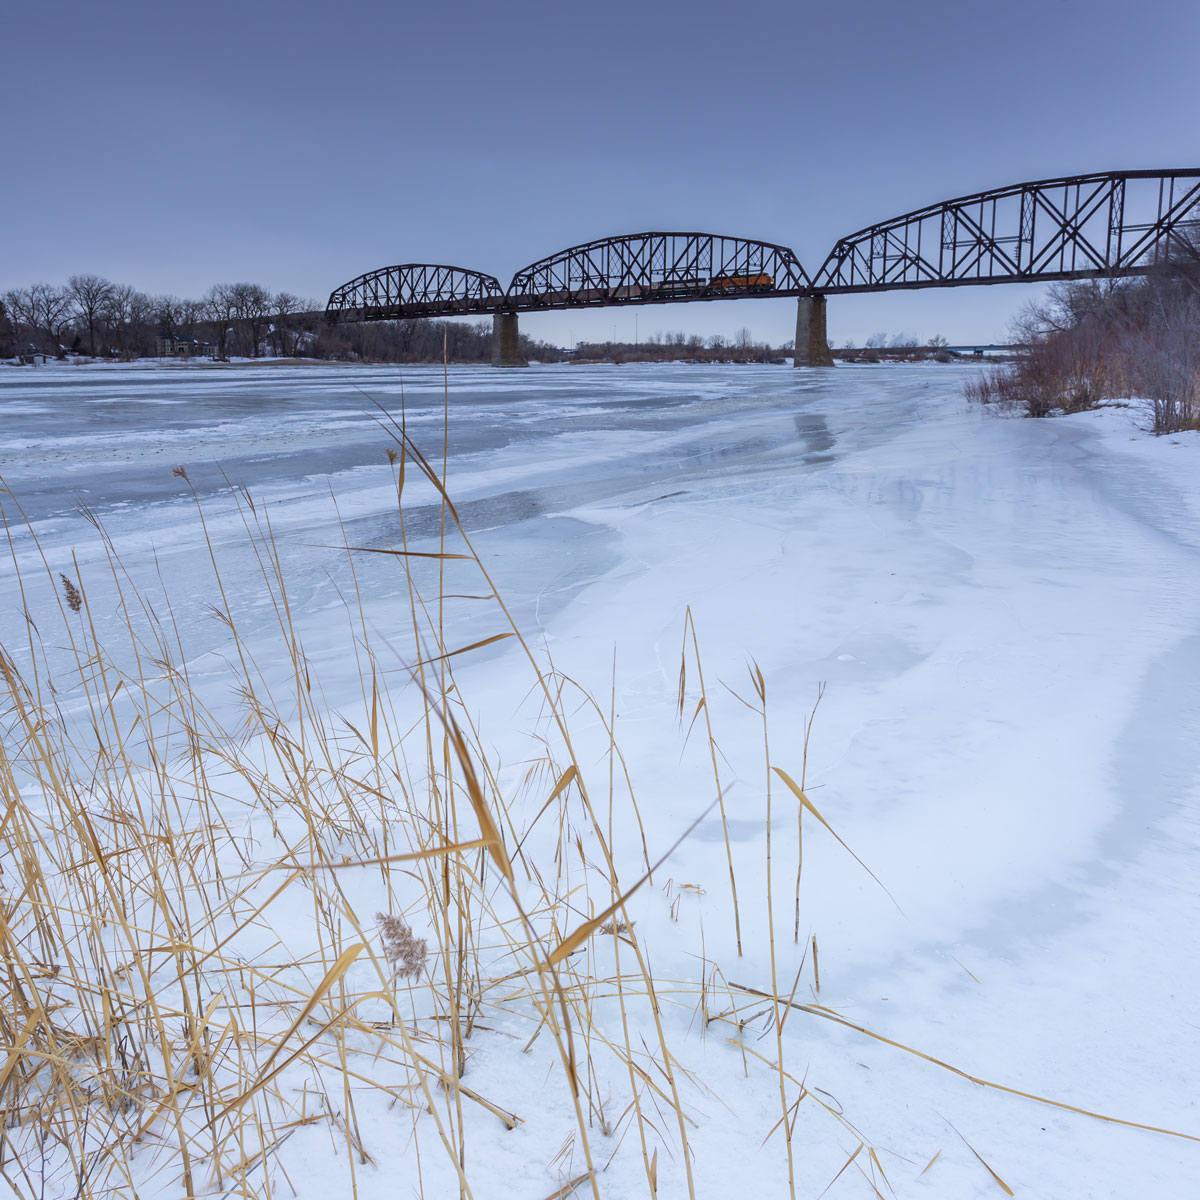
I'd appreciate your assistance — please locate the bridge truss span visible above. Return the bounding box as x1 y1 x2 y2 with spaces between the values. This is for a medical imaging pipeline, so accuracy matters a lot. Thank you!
505 232 811 311
326 264 506 321
814 169 1200 294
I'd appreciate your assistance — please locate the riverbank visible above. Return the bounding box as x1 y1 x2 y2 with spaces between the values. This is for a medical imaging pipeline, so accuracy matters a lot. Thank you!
1 363 1197 1199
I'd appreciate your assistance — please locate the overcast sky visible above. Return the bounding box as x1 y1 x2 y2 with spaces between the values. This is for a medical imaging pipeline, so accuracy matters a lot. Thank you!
4 0 1198 346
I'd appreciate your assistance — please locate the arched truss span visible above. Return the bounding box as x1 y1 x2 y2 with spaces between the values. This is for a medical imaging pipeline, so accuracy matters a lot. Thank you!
814 169 1200 293
326 265 506 320
506 232 811 310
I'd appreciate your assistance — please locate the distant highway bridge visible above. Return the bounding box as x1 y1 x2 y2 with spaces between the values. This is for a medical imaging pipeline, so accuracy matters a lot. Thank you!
325 169 1200 366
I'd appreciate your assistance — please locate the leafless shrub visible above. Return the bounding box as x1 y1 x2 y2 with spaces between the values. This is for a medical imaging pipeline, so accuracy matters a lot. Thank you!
975 217 1200 429
972 278 1170 419
963 366 1026 410
1117 293 1200 433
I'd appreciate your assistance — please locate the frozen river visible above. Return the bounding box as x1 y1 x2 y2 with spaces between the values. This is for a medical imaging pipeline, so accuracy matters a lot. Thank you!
0 362 858 650
2 359 1198 1197
0 361 925 704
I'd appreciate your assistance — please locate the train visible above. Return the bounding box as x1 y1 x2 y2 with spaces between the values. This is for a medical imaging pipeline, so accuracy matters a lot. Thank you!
708 272 775 291
510 274 776 304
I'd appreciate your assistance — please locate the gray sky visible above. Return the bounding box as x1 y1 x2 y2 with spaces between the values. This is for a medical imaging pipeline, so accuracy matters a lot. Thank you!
4 0 1198 346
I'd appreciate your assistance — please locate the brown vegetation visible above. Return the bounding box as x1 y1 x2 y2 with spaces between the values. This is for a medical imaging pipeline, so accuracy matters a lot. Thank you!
966 218 1200 433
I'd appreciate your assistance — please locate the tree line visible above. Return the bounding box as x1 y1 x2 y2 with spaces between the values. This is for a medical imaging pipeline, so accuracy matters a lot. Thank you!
1 277 314 359
572 326 792 363
0 275 564 364
0 275 800 367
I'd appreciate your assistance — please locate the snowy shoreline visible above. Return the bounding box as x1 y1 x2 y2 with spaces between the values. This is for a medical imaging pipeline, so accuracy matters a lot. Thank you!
1 362 1197 1199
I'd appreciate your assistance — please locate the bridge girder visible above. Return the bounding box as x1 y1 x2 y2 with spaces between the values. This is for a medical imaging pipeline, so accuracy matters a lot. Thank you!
326 264 505 321
324 169 1200 325
504 232 811 311
814 168 1200 293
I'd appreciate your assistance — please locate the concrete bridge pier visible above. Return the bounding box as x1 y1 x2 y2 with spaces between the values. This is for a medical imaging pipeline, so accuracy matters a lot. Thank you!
492 312 528 367
794 295 834 367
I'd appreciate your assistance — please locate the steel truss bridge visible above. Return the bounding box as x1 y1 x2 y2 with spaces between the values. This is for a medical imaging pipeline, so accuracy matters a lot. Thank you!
327 169 1200 324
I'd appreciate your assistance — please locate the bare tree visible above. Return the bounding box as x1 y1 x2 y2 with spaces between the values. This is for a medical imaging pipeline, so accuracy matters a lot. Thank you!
67 275 115 355
0 297 14 357
102 284 154 356
271 291 303 357
1014 279 1129 341
3 283 73 352
127 290 155 355
229 283 272 356
152 295 184 340
178 297 206 339
203 284 237 359
1 289 31 348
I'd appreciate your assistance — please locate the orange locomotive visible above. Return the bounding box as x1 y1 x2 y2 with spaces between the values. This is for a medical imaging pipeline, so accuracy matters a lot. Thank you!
709 272 775 290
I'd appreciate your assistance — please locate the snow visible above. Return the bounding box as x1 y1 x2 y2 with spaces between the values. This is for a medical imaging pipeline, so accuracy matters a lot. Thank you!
1 361 1197 1198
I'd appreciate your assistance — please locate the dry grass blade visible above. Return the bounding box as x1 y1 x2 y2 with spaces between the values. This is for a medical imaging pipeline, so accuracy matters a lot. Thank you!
435 700 514 884
212 942 365 1124
275 837 496 872
456 1083 523 1130
817 1141 863 1198
404 630 515 670
0 1012 40 1094
771 767 901 912
542 1172 593 1200
314 543 473 560
547 800 717 968
515 766 579 855
950 1124 1015 1196
729 982 1200 1144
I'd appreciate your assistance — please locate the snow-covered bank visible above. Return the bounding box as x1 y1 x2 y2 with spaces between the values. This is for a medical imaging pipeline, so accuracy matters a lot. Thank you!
1 363 1197 1199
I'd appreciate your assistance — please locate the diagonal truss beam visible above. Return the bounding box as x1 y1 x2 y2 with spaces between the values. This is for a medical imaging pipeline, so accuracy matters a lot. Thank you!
326 264 506 321
504 232 812 311
814 168 1200 294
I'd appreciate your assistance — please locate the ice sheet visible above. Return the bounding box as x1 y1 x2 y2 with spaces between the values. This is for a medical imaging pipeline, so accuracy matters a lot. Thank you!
2 360 1197 1198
